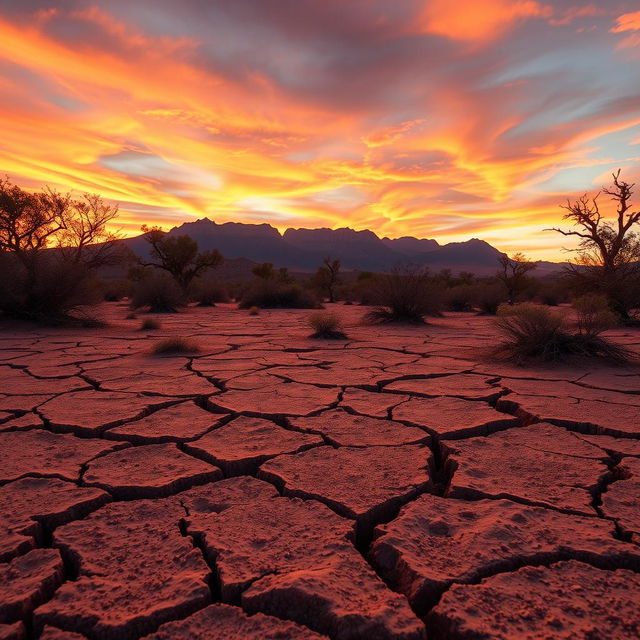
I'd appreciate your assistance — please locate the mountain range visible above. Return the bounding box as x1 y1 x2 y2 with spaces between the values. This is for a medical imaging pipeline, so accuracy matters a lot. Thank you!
122 218 563 276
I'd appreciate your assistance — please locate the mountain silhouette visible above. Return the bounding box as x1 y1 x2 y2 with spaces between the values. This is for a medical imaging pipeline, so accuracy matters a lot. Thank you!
122 218 562 275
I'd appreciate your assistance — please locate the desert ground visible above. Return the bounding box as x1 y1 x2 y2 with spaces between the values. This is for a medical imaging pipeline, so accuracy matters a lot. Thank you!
1 303 640 640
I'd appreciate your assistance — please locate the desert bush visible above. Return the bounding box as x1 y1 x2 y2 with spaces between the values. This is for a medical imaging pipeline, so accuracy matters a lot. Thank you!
189 278 228 306
248 306 260 315
365 266 443 323
307 311 347 339
494 303 630 363
573 294 618 336
445 284 476 312
139 317 160 330
471 282 507 314
152 337 199 354
100 279 131 302
238 280 318 309
130 273 185 312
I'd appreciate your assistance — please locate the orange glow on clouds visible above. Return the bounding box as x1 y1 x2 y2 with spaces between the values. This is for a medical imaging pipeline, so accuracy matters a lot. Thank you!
0 1 639 260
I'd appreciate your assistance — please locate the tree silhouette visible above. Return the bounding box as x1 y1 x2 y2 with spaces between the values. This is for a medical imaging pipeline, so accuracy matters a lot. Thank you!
496 252 537 305
139 226 223 290
313 257 341 303
548 169 640 319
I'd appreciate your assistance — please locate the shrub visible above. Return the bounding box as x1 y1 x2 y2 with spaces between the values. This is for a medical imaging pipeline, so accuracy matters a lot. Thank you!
573 294 618 336
238 280 318 309
100 279 131 302
308 311 347 339
248 306 260 315
140 318 160 330
152 337 199 354
365 267 443 323
190 279 228 306
445 284 476 312
130 273 184 313
472 282 507 314
494 303 631 363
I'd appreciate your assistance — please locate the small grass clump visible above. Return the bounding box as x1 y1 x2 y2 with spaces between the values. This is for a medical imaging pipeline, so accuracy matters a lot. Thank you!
139 317 161 331
494 302 631 363
248 306 260 315
308 311 348 339
152 337 199 355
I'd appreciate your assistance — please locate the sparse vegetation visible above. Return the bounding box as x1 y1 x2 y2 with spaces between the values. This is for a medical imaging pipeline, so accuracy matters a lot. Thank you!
248 305 260 315
238 280 318 309
549 170 640 321
140 317 161 330
152 337 199 354
130 273 185 312
0 177 121 322
308 311 347 339
494 302 631 363
365 266 443 323
189 278 228 306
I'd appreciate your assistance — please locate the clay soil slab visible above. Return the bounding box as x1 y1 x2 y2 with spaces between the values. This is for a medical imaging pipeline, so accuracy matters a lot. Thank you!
0 623 24 640
0 413 44 432
141 603 326 639
34 498 210 640
184 416 322 474
601 457 640 543
443 423 610 515
340 388 409 418
385 374 500 401
185 497 424 640
393 396 519 439
427 560 640 640
258 444 432 532
371 494 640 612
0 368 87 396
83 443 222 498
101 372 218 396
0 431 125 484
289 409 429 447
496 393 640 437
38 391 181 436
267 366 384 387
104 401 225 443
0 549 64 623
212 382 339 416
0 478 109 561
39 628 88 640
576 433 640 457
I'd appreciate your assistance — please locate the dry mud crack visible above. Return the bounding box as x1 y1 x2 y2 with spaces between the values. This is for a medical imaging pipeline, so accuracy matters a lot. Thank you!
1 304 639 639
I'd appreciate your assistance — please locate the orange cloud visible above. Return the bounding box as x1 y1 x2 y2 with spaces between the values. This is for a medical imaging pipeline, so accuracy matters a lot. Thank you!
419 0 552 42
612 10 640 49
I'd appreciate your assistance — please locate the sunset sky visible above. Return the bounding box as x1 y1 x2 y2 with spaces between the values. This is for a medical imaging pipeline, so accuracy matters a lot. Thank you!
1 1 639 260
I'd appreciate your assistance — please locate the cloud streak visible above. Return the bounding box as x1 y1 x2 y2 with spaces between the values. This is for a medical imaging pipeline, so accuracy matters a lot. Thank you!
0 1 638 258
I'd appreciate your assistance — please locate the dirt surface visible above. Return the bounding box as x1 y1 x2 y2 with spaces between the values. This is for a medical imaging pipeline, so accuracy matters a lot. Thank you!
1 303 639 639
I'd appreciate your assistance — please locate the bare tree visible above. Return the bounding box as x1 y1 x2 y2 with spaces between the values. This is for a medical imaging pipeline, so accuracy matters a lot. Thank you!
0 177 120 320
313 257 341 303
496 252 537 304
547 170 640 319
139 226 223 290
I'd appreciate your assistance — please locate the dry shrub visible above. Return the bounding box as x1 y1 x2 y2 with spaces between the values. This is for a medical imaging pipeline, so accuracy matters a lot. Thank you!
472 282 507 314
365 266 443 324
140 318 160 331
130 273 184 313
248 306 260 316
190 279 228 306
573 294 618 336
308 311 347 339
494 303 631 363
238 281 318 309
152 337 199 355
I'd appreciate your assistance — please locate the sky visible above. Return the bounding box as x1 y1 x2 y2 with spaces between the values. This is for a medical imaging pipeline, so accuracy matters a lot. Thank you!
0 1 639 260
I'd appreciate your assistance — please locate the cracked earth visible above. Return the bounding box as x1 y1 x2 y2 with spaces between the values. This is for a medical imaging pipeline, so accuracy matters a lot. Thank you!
1 303 640 640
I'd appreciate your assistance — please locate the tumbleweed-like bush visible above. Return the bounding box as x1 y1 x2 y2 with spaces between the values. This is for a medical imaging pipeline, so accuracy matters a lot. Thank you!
494 302 631 363
152 337 199 355
308 311 348 339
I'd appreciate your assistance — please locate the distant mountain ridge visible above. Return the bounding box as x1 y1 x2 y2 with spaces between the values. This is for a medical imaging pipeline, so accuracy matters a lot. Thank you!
122 218 563 275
